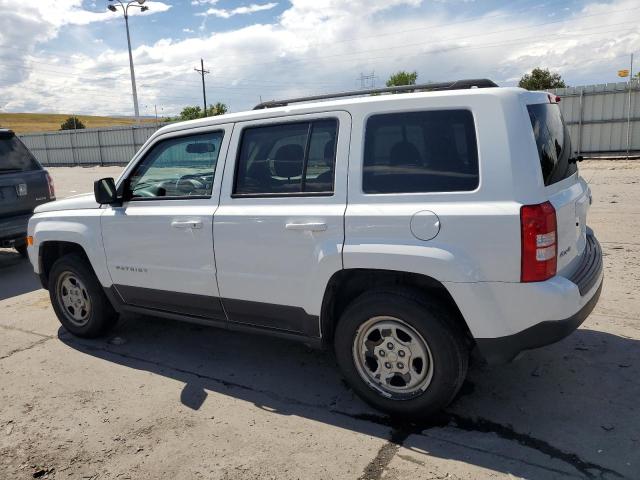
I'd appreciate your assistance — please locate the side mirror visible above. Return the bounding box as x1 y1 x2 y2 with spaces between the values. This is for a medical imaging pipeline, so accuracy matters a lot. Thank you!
94 177 118 205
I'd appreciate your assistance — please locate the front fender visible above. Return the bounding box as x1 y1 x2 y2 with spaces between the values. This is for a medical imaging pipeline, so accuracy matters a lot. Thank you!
28 210 111 287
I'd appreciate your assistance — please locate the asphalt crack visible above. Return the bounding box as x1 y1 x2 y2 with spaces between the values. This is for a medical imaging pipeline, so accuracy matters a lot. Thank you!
447 414 623 479
0 336 52 361
358 428 412 480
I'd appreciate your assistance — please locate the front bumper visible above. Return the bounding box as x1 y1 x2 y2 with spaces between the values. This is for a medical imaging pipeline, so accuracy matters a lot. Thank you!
0 213 30 246
474 232 604 364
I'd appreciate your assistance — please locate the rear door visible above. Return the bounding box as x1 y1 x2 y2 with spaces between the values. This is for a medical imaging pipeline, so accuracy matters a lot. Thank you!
527 102 588 274
213 112 350 336
0 132 51 219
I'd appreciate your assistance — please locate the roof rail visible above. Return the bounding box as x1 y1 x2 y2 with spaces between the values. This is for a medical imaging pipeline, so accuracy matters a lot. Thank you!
253 78 498 109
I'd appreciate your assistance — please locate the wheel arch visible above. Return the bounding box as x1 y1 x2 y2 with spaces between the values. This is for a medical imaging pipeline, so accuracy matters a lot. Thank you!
320 268 473 346
39 241 92 290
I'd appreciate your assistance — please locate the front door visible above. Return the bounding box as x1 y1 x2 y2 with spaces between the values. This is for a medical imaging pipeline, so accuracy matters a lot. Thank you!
213 112 350 337
101 126 232 320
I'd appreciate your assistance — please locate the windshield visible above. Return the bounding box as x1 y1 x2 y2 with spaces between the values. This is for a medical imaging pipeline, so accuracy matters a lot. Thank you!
527 103 576 186
0 135 41 172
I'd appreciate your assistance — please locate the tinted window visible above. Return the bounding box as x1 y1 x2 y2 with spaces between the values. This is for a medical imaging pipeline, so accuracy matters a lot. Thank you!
234 119 337 196
0 135 40 172
126 131 223 199
363 110 479 194
527 103 576 186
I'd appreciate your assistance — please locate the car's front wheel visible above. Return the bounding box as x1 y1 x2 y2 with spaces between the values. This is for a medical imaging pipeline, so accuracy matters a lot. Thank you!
334 290 469 419
49 253 117 337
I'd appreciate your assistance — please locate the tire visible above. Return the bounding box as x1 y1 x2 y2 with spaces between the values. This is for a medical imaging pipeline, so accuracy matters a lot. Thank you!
15 243 28 258
49 253 117 338
334 289 469 419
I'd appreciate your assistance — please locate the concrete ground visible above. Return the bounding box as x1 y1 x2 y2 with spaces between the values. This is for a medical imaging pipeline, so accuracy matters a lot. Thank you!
0 162 638 480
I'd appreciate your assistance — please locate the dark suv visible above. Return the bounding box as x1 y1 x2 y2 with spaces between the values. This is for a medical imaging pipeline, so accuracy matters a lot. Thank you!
0 129 55 257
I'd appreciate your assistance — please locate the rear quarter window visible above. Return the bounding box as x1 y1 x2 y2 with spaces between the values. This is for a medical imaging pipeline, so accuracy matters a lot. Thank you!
0 135 40 172
527 103 576 186
363 110 479 194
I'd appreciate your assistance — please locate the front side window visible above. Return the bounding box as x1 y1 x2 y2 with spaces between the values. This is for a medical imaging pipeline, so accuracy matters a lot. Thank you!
234 119 338 196
126 131 224 200
363 110 479 194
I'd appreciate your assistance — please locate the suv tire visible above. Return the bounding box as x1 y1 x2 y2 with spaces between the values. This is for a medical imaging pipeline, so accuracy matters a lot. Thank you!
334 289 468 419
49 253 117 338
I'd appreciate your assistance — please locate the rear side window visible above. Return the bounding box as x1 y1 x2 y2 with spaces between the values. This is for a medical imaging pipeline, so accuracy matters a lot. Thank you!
527 103 576 186
0 135 40 172
363 110 479 194
234 119 337 196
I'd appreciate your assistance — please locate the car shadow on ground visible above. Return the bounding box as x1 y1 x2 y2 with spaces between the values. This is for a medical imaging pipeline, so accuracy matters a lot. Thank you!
58 314 638 479
0 249 40 300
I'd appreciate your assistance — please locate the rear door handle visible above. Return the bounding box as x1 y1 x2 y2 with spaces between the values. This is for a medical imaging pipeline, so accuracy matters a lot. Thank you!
171 220 203 229
285 222 328 232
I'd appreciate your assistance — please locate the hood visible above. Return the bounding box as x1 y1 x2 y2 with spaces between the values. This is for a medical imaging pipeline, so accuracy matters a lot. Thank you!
34 192 100 213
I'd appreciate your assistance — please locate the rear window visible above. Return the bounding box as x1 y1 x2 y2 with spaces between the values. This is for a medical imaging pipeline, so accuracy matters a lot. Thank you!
527 103 576 186
363 110 479 194
0 135 40 172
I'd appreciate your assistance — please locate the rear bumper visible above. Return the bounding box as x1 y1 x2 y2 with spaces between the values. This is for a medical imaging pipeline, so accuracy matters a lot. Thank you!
0 213 31 246
445 231 604 365
475 280 602 364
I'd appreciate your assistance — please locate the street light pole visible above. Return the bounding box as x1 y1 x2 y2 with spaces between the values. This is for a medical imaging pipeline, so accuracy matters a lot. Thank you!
107 0 149 124
124 12 140 121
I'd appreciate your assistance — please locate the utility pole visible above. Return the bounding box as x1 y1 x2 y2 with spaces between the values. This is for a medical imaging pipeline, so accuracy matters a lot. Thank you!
627 53 634 158
195 58 210 118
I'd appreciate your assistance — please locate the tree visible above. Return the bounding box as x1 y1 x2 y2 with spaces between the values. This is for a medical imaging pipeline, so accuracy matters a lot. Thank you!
386 71 418 87
518 68 566 90
175 103 229 121
207 102 228 116
60 116 86 130
177 106 204 121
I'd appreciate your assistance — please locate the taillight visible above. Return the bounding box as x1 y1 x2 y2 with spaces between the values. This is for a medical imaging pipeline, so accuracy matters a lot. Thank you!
45 172 55 199
520 201 557 282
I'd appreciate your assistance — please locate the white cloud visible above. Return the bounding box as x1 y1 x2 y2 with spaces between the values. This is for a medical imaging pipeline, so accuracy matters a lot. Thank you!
183 28 195 33
1 0 639 118
0 0 170 87
198 2 278 18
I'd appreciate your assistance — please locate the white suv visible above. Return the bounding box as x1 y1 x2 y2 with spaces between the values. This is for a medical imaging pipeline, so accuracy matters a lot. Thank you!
28 80 603 418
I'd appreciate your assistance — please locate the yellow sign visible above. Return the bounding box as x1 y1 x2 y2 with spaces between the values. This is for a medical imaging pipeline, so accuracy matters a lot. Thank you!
618 69 630 77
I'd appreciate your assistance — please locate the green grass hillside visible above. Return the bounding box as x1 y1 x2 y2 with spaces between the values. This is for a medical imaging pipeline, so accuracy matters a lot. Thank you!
0 113 158 134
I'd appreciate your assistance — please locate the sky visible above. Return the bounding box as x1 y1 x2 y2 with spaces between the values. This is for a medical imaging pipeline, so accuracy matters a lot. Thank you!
0 0 638 117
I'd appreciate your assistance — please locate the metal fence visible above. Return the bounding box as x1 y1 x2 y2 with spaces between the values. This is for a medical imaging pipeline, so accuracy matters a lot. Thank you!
551 82 640 155
16 82 640 165
19 124 164 167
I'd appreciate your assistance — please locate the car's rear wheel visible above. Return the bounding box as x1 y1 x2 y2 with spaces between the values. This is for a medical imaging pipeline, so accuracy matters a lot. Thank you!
334 290 468 419
49 253 117 337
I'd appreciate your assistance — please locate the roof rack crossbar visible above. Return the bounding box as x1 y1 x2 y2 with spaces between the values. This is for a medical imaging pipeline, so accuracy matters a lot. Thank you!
253 78 498 109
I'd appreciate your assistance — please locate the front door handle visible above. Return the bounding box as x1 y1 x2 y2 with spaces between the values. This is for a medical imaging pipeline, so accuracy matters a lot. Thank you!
171 220 203 229
285 222 327 232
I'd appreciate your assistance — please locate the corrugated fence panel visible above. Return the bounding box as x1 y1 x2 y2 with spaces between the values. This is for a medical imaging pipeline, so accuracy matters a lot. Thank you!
18 123 165 166
551 81 640 153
